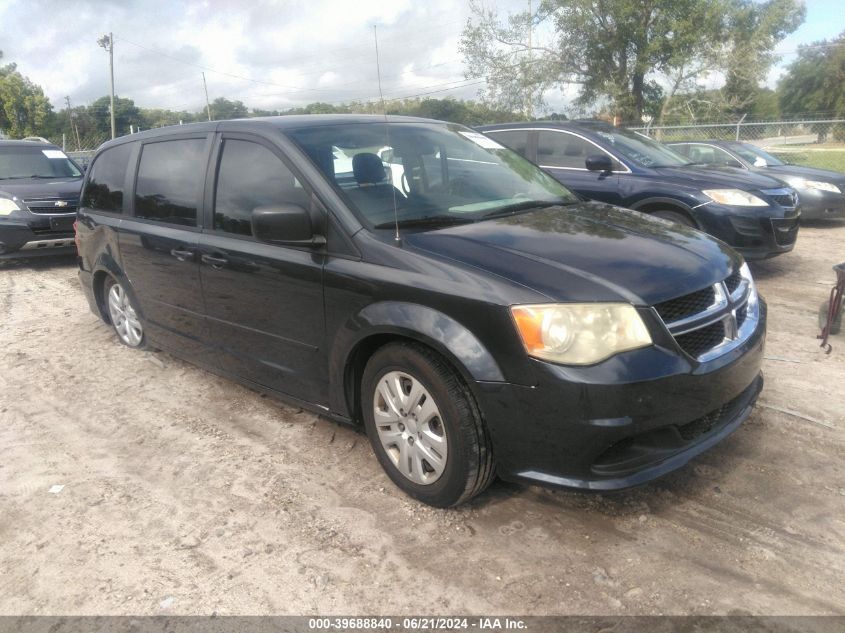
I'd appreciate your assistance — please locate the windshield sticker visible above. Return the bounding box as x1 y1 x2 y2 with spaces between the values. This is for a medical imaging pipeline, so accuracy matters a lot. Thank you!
459 131 505 150
42 150 68 159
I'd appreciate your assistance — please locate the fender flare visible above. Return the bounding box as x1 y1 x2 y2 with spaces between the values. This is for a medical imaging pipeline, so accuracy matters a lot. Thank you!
629 196 701 227
328 301 505 419
90 254 142 323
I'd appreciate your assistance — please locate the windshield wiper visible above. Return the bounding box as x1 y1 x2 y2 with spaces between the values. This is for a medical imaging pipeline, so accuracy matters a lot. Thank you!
373 216 476 230
481 199 570 218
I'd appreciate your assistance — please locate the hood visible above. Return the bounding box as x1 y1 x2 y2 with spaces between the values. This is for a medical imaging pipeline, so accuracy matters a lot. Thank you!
762 164 845 185
0 177 83 200
652 165 787 191
404 203 739 306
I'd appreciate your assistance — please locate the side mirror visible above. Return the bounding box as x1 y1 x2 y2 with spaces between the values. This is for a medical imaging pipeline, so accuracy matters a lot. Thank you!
586 154 613 173
251 204 325 247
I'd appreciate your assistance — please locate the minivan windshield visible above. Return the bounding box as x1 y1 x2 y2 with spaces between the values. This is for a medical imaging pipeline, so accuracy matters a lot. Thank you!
589 127 690 168
288 122 578 230
726 142 786 166
0 145 83 180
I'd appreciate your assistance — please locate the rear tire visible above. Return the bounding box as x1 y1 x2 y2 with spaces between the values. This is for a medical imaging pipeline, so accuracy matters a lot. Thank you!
361 342 495 507
104 276 146 349
651 209 695 227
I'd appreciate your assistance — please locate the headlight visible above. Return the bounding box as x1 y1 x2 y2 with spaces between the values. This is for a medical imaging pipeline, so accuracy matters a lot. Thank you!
0 197 22 216
702 189 768 207
783 176 840 194
510 303 652 365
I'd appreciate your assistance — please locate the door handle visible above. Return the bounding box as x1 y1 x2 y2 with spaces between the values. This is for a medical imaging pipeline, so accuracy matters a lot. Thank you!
170 248 195 262
201 254 228 269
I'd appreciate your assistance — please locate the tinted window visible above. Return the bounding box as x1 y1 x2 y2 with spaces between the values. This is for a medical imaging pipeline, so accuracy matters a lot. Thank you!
214 140 310 237
536 131 623 170
588 127 687 167
487 130 530 159
81 143 133 213
134 139 205 227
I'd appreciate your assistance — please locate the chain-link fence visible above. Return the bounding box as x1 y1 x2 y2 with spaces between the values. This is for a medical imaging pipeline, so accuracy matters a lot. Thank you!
44 131 112 169
630 119 845 173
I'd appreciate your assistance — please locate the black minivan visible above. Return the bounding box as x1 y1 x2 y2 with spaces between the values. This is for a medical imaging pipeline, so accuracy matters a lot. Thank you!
77 115 765 507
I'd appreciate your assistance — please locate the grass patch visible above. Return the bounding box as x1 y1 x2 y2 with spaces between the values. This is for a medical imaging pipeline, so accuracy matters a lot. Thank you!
768 146 845 174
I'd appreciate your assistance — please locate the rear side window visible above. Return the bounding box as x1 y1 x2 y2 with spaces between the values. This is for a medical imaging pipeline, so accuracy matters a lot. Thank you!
486 130 530 159
134 139 205 227
537 132 595 168
536 131 624 171
81 143 133 213
214 139 310 237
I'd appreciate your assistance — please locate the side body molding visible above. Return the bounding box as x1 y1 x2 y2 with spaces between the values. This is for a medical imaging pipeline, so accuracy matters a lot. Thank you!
328 301 506 419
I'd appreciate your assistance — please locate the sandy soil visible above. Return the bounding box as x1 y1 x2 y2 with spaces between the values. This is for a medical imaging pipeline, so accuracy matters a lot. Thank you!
0 223 843 616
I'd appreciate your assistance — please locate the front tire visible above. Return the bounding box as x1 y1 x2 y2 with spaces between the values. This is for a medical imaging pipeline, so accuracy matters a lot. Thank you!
651 209 695 227
104 277 146 349
361 342 495 507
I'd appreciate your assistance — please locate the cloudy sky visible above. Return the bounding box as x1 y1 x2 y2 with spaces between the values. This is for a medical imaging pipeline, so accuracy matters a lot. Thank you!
0 0 840 115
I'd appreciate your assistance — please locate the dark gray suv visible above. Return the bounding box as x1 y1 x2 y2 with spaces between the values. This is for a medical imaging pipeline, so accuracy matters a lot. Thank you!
0 140 83 258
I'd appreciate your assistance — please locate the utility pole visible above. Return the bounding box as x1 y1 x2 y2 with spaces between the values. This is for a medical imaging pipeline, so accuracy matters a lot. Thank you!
98 33 116 139
526 0 533 119
202 72 212 121
65 96 81 150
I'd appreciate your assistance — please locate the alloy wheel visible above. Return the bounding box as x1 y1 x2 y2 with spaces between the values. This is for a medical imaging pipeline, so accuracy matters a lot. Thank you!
107 282 143 347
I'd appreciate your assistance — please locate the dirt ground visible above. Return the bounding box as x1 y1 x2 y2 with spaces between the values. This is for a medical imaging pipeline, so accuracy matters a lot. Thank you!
1 222 844 616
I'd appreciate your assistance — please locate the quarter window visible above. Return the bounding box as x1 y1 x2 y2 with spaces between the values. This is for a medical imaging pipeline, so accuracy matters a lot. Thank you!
80 143 133 213
214 139 310 237
134 139 205 227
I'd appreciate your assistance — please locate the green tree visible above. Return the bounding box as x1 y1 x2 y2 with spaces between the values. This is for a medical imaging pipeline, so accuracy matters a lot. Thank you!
210 97 248 120
721 0 805 117
0 51 54 137
779 31 845 119
87 95 143 136
461 0 803 124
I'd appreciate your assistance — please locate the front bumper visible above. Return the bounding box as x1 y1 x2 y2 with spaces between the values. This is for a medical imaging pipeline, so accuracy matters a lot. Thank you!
697 205 800 260
0 217 76 258
796 192 845 220
475 301 766 491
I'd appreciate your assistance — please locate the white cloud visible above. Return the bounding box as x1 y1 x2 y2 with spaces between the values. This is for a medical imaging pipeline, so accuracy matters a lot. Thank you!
0 0 473 112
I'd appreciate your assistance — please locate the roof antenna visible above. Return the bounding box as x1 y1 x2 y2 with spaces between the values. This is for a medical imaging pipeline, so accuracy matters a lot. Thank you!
374 24 401 244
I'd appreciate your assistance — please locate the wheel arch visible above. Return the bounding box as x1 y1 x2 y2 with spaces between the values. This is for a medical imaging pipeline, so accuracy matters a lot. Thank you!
629 196 701 228
329 302 505 423
91 255 138 324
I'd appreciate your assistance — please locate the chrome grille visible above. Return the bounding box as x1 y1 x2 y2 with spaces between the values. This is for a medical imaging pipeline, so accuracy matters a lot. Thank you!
653 267 759 362
654 286 716 323
725 269 742 295
23 198 78 215
760 188 797 208
674 321 727 358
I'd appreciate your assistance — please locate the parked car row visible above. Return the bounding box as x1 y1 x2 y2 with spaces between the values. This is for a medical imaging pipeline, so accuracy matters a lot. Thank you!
478 121 803 259
668 139 845 220
2 116 841 506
